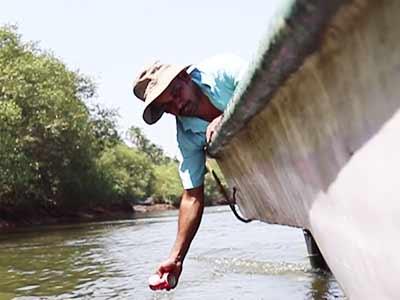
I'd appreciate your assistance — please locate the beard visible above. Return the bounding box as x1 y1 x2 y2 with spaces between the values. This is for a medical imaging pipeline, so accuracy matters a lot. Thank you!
178 82 204 116
179 99 200 116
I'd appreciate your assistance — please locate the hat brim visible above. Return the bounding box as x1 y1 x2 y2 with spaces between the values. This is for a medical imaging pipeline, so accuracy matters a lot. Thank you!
143 104 164 125
142 65 190 125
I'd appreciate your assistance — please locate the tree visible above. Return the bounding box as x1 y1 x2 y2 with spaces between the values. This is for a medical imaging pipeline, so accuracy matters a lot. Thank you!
96 144 154 202
0 25 98 207
88 103 121 151
152 161 182 206
0 25 223 214
126 126 172 165
0 101 33 205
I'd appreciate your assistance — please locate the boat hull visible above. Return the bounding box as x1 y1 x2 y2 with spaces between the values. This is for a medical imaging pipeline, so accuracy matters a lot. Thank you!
212 1 400 298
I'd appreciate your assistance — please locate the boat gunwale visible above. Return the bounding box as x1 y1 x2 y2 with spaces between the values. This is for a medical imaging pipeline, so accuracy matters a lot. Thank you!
207 0 346 157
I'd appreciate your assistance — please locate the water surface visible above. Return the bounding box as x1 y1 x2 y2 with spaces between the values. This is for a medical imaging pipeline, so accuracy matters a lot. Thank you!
0 206 346 299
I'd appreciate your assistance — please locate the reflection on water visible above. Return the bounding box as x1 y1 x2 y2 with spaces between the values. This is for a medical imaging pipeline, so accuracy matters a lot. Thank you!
0 207 346 299
0 225 117 298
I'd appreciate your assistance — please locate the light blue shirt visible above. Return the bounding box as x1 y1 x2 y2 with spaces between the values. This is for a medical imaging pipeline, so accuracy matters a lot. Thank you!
176 54 245 189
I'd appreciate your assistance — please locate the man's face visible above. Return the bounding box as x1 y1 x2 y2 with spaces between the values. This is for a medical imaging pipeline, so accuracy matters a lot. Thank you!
152 72 200 117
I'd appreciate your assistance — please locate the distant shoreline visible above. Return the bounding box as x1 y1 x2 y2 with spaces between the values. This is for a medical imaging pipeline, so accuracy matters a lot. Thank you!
0 203 176 232
132 203 176 213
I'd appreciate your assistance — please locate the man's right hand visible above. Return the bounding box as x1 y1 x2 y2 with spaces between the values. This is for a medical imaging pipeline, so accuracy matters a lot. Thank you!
150 258 182 291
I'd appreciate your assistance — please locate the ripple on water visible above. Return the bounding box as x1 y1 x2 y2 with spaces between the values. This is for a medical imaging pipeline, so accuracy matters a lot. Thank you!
192 256 310 276
15 285 40 292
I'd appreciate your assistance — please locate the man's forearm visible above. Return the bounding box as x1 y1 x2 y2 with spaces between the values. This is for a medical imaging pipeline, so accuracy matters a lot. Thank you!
169 186 204 264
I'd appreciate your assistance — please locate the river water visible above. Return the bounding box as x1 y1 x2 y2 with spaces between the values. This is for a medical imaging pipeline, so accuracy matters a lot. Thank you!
0 206 346 299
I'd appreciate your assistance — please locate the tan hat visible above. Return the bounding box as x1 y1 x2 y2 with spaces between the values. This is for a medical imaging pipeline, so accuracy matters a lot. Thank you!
133 61 189 124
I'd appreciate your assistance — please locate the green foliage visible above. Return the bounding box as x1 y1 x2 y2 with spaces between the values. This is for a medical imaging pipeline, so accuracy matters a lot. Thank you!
0 25 98 207
89 104 121 151
152 161 182 206
96 144 154 202
0 101 33 204
127 126 173 165
0 25 224 216
204 160 226 206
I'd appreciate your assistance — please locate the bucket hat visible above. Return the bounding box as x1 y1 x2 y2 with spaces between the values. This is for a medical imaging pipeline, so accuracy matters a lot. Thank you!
133 61 189 124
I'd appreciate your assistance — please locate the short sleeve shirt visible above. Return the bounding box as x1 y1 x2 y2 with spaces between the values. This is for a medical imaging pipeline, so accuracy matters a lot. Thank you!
176 54 245 189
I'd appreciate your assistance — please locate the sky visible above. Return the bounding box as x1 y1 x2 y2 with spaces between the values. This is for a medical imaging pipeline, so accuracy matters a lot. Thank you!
1 0 283 156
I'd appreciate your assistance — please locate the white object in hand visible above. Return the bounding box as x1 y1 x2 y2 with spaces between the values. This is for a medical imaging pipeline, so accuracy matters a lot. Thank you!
148 273 176 290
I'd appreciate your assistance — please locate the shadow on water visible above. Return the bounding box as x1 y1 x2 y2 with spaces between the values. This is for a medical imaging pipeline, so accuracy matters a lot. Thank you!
305 270 347 300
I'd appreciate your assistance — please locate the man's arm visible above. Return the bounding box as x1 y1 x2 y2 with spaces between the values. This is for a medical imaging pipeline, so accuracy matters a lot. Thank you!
171 185 205 263
154 185 204 289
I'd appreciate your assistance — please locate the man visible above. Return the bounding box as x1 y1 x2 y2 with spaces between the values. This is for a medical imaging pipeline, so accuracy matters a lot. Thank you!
133 54 245 290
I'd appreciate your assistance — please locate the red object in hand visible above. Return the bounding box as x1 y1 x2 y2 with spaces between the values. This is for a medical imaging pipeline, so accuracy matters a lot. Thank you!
148 273 177 290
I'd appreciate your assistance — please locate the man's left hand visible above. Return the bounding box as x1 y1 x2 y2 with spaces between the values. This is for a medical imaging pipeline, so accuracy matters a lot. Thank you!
206 115 223 144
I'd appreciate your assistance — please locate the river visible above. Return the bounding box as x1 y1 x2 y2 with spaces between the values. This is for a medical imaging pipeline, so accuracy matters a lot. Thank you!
0 206 346 299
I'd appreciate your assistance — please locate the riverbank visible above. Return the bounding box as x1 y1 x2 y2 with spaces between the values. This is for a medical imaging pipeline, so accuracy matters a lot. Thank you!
0 202 176 232
132 203 175 213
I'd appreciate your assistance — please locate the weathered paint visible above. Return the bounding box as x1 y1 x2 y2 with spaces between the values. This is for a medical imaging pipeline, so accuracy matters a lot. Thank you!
209 1 400 299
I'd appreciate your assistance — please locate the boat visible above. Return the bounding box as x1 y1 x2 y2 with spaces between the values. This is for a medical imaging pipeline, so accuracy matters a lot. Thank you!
208 1 400 299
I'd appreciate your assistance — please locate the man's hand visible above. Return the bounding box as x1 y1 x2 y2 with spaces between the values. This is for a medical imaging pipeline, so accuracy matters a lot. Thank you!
150 259 182 291
206 115 223 144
